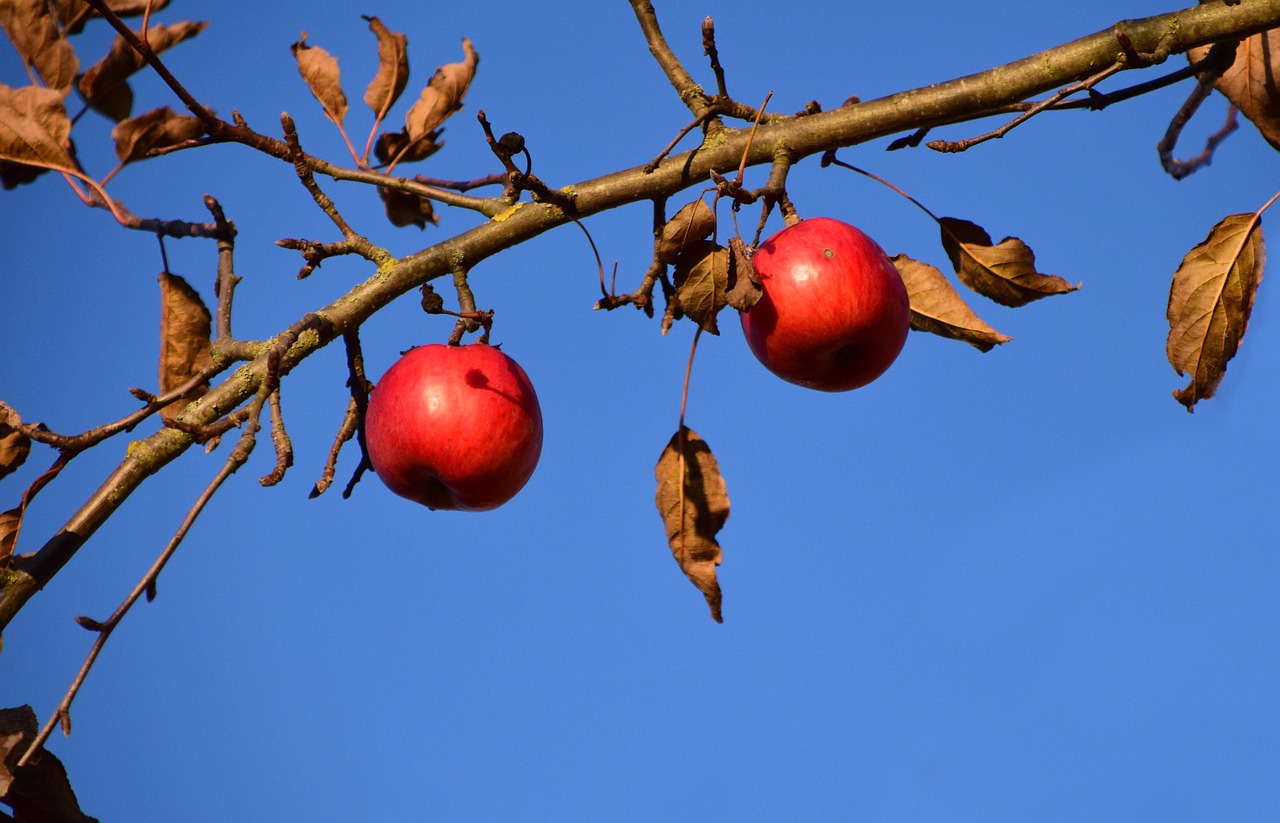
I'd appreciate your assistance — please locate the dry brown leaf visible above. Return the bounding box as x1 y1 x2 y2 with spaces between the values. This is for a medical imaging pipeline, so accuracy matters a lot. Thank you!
374 127 442 166
0 402 29 482
362 15 409 118
0 0 78 94
1166 212 1265 412
0 83 75 175
405 38 478 142
1190 29 1280 151
940 217 1078 307
672 239 728 334
111 105 205 165
892 253 1012 351
655 427 729 623
79 20 208 122
656 200 716 264
0 507 20 565
379 186 438 229
158 272 212 420
0 706 98 822
724 236 763 312
291 33 348 128
58 0 172 32
0 157 47 188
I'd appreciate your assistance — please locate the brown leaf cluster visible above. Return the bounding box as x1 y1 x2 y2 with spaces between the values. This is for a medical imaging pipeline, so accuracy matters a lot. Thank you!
655 427 729 622
1166 212 1265 411
79 20 208 122
893 254 1012 351
0 706 99 822
1190 29 1280 151
659 201 760 333
157 273 213 420
0 0 78 94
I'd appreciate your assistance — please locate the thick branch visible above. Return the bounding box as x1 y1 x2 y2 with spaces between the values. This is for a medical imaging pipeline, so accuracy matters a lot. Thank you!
4 0 1279 631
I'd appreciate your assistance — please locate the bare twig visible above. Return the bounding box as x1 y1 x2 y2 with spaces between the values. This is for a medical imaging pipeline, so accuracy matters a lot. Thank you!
1158 41 1241 179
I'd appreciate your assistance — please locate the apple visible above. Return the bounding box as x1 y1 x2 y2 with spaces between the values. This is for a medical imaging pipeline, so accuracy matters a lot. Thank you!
740 217 910 392
364 343 543 511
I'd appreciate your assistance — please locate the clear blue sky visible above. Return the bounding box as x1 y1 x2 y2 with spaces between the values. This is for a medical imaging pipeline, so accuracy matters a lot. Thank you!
3 1 1278 820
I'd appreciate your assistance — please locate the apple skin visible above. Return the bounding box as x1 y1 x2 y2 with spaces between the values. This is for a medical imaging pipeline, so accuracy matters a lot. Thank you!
740 217 910 392
364 343 543 512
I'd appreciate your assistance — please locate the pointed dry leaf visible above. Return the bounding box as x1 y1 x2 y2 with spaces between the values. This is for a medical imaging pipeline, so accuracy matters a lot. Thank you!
892 254 1012 351
405 38 478 142
79 20 208 122
379 186 438 229
672 239 729 334
940 217 1078 307
0 0 78 94
1166 212 1265 412
111 105 206 164
362 15 409 117
724 236 763 312
0 507 20 565
655 427 729 622
0 402 30 481
158 272 212 420
291 33 348 128
656 200 717 263
0 83 75 175
1189 30 1280 151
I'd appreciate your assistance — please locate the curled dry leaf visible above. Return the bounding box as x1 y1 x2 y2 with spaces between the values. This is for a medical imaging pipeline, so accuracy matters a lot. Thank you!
940 217 1078 307
672 239 729 334
291 33 348 127
892 254 1012 351
111 106 206 165
0 83 74 175
379 186 438 229
656 200 716 263
0 706 98 822
158 273 213 421
0 401 30 482
405 38 478 143
725 236 763 312
374 127 443 166
0 0 78 94
362 15 409 118
79 20 209 122
0 507 20 565
1189 29 1280 151
655 427 729 623
1166 212 1265 412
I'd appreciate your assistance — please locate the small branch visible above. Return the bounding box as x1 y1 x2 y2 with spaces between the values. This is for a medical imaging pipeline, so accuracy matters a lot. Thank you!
1158 42 1241 179
702 17 729 99
338 331 374 500
630 0 713 116
310 397 360 498
259 389 293 487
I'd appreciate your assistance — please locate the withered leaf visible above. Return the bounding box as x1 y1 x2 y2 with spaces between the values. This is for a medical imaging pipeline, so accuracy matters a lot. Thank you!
0 402 30 481
0 83 75 175
1 157 47 188
374 126 443 166
1189 29 1280 151
405 38 478 142
724 236 762 312
892 253 1012 351
672 239 729 334
0 507 20 565
940 217 1078 307
362 15 409 118
656 199 716 264
58 0 173 32
0 0 78 94
1166 212 1264 412
111 105 206 165
158 272 212 421
79 20 208 122
655 427 729 623
379 186 438 229
291 33 348 128
0 706 98 822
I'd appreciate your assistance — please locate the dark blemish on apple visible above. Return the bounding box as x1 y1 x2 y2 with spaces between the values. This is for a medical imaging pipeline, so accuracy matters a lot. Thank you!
823 248 834 258
464 369 489 389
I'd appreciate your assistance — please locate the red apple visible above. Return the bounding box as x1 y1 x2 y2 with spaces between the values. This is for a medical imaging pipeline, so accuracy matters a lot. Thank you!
740 217 910 392
364 343 543 511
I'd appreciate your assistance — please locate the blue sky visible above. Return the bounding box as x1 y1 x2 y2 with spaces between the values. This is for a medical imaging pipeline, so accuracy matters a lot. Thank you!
3 1 1278 820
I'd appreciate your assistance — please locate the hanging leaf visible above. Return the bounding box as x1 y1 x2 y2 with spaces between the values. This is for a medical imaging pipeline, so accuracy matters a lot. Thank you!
79 20 208 122
939 217 1078 307
656 200 716 263
290 33 348 128
0 157 47 188
111 105 206 165
379 186 438 229
1166 213 1265 412
362 15 409 118
0 402 30 482
672 239 728 334
724 236 763 312
373 126 443 166
1189 29 1280 151
655 427 729 623
0 705 98 822
158 272 212 421
0 507 20 565
0 0 78 94
0 83 75 176
892 254 1012 351
58 0 173 33
404 38 478 143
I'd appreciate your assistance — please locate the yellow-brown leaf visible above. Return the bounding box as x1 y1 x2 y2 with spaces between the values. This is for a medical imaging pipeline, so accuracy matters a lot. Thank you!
158 273 212 420
362 16 409 117
892 254 1012 352
655 427 729 623
940 217 1078 307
